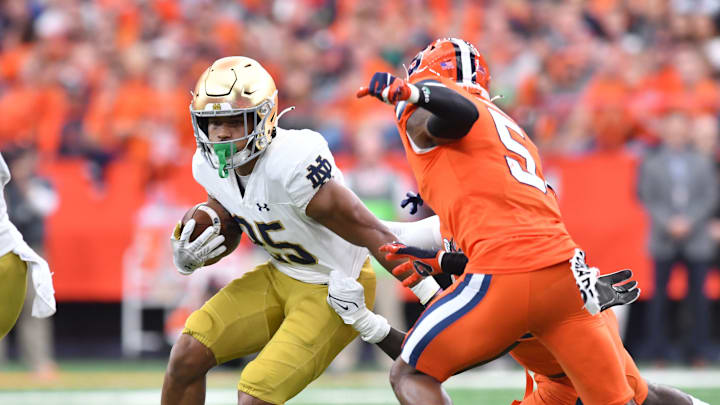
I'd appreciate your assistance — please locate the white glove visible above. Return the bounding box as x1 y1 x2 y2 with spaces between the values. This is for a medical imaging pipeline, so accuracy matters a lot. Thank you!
327 270 390 343
569 248 601 315
171 219 226 275
327 270 366 324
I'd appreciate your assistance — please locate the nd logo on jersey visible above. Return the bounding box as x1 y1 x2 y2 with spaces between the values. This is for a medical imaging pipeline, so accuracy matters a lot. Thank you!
306 155 332 189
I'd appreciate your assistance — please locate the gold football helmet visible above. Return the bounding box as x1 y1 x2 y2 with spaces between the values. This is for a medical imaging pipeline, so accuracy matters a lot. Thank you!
190 56 278 177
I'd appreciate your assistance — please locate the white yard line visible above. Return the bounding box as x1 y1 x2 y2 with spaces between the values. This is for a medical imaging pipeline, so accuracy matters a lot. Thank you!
0 369 717 405
445 368 720 389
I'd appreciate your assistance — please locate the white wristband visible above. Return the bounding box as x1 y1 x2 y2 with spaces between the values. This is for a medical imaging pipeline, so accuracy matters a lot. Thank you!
410 277 441 305
437 251 446 269
408 83 420 104
352 308 391 344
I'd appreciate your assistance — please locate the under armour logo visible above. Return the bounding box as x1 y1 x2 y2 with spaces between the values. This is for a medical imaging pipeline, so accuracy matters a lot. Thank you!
257 203 269 211
306 155 332 189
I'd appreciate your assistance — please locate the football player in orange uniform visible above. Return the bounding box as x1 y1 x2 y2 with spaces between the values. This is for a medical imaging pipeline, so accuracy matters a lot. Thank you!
326 248 708 405
356 38 635 405
389 222 709 405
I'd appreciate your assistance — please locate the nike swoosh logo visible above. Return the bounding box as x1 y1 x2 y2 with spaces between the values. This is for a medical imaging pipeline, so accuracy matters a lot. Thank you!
328 294 358 311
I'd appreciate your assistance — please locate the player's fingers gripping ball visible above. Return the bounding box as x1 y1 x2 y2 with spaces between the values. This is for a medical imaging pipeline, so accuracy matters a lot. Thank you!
171 201 242 275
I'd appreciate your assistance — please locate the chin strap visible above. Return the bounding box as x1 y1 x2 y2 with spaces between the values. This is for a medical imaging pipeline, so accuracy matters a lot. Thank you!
490 94 504 103
277 106 296 121
213 143 235 178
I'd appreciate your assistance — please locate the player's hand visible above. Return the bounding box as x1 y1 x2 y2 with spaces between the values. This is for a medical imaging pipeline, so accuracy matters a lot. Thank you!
357 72 416 105
327 270 391 343
170 219 226 275
596 269 641 312
327 270 366 324
380 242 443 287
400 192 423 215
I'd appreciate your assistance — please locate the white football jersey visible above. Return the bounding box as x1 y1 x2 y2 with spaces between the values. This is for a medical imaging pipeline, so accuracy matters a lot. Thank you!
192 127 370 284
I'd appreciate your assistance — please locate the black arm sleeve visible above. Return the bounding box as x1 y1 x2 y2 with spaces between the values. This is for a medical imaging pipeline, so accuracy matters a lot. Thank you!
439 252 468 275
414 79 479 139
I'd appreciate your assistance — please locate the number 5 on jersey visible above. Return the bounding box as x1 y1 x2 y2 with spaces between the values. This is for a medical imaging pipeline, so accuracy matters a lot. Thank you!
487 108 548 193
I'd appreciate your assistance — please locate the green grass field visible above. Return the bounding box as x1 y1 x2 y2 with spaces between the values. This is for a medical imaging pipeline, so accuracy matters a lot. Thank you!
0 360 718 404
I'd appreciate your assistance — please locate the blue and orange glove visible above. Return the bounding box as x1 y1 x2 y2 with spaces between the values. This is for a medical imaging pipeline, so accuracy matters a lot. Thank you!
380 242 443 287
357 72 419 105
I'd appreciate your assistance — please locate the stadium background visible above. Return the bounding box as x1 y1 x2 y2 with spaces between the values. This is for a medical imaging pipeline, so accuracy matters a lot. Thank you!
1 0 720 404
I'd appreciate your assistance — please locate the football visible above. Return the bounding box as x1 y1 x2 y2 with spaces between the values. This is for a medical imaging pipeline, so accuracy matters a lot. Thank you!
181 197 242 266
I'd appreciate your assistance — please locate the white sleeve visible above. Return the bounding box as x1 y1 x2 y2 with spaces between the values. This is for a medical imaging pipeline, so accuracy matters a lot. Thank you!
0 153 10 186
191 150 222 200
285 136 338 211
381 215 442 251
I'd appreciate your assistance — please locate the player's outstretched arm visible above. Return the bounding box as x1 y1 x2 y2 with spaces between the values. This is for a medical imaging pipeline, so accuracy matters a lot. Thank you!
405 79 479 140
327 270 405 360
306 179 440 304
357 73 479 142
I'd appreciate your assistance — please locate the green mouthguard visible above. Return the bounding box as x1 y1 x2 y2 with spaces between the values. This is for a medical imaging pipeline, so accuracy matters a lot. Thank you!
213 143 235 178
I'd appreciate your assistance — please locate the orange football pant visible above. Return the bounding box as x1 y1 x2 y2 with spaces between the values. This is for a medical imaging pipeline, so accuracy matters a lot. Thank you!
512 311 648 405
400 261 634 405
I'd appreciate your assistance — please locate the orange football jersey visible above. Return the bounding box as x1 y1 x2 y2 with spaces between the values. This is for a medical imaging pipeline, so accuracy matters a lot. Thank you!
395 78 577 274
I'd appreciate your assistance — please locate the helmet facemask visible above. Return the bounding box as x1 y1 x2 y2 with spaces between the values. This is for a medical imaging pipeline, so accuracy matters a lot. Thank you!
191 90 277 178
190 56 280 178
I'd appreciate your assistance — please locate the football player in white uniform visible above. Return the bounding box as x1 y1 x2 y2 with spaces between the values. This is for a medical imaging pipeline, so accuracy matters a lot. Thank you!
0 152 56 339
161 56 440 405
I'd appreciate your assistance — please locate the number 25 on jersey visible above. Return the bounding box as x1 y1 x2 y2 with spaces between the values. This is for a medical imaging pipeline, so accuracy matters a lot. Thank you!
235 217 319 265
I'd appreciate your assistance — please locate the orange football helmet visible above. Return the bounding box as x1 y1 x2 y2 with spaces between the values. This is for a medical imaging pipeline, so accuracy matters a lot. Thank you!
407 38 490 99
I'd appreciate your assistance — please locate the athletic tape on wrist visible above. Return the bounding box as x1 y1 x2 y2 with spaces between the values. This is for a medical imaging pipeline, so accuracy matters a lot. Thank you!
408 84 420 104
410 277 441 305
353 309 391 344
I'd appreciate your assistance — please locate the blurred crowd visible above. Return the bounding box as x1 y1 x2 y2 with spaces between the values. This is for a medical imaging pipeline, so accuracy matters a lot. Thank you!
2 0 720 365
2 0 719 167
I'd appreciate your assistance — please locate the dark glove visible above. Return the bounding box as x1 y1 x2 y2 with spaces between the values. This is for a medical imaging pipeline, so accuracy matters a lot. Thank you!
596 269 640 312
400 192 424 215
